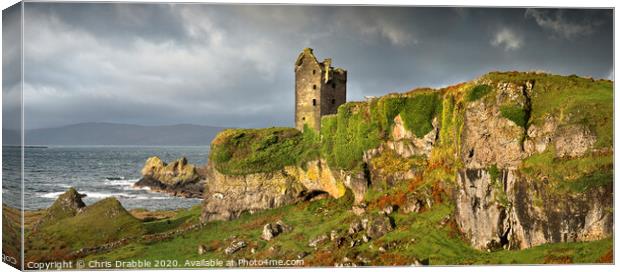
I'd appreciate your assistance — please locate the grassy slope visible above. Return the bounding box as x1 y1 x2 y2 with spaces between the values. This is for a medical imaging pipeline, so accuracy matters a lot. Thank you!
84 198 611 267
26 198 146 261
2 205 23 264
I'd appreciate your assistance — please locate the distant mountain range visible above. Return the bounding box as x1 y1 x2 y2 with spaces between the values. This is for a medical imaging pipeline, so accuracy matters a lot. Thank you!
2 122 227 146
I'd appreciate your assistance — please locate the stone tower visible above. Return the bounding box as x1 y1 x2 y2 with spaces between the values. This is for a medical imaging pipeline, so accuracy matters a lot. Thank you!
294 48 347 131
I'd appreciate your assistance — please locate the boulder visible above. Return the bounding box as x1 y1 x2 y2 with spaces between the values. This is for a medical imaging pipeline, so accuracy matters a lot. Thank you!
197 245 207 255
365 215 394 239
351 204 367 215
382 205 394 215
224 240 246 255
402 195 425 214
261 220 289 241
348 220 364 235
330 230 339 241
308 234 329 248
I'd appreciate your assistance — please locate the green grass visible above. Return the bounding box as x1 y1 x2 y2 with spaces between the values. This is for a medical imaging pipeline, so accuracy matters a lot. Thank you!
83 198 612 267
488 164 500 183
143 205 202 234
559 170 613 193
83 196 359 267
500 104 529 128
209 127 320 175
400 92 443 138
521 148 613 193
465 84 492 102
27 198 146 260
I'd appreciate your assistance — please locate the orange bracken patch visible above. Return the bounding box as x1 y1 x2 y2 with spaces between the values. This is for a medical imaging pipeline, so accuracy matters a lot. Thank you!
597 248 613 263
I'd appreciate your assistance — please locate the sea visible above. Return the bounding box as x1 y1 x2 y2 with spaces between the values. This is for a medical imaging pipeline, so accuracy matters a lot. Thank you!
2 146 209 211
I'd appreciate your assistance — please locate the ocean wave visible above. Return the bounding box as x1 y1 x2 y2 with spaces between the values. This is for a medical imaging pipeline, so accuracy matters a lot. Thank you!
104 178 139 186
39 191 175 201
39 191 136 199
124 185 150 191
82 192 137 199
105 176 125 181
134 196 174 200
39 192 64 199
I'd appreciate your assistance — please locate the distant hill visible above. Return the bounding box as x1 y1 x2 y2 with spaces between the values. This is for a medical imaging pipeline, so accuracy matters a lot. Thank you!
5 122 227 146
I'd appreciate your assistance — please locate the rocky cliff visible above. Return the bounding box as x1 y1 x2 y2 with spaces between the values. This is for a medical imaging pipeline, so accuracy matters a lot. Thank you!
135 156 205 198
203 72 613 251
453 78 612 250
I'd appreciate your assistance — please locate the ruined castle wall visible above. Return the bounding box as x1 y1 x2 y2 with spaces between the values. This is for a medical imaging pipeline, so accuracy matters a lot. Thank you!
320 70 346 116
295 54 323 131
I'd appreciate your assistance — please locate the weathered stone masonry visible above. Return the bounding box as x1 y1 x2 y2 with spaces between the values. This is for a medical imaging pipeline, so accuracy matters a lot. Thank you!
295 48 347 132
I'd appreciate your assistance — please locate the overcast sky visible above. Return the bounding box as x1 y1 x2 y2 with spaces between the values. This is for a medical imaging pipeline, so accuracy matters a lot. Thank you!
3 3 614 129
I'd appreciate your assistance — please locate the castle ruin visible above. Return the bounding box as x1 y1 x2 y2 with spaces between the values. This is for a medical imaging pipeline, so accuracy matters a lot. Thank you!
294 48 347 131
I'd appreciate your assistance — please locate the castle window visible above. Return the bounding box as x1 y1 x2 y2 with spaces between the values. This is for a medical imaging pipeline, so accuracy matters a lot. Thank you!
302 117 306 121
312 84 317 90
312 99 317 106
332 83 336 88
332 99 336 104
312 70 316 75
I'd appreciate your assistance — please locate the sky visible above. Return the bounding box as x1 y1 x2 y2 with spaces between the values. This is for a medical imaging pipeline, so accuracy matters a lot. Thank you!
2 3 21 131
2 3 614 129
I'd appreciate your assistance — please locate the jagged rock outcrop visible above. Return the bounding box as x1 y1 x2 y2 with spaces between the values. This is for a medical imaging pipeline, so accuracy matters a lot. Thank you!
135 156 205 198
461 81 530 169
34 187 86 230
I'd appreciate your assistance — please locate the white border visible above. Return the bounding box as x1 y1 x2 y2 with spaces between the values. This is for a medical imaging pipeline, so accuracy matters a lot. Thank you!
0 1 617 272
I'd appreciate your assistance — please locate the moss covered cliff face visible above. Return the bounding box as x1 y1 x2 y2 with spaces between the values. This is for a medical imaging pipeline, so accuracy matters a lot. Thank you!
205 72 613 250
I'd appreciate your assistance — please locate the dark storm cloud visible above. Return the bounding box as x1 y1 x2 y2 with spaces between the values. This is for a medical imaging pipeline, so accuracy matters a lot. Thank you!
2 3 22 131
18 3 613 129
